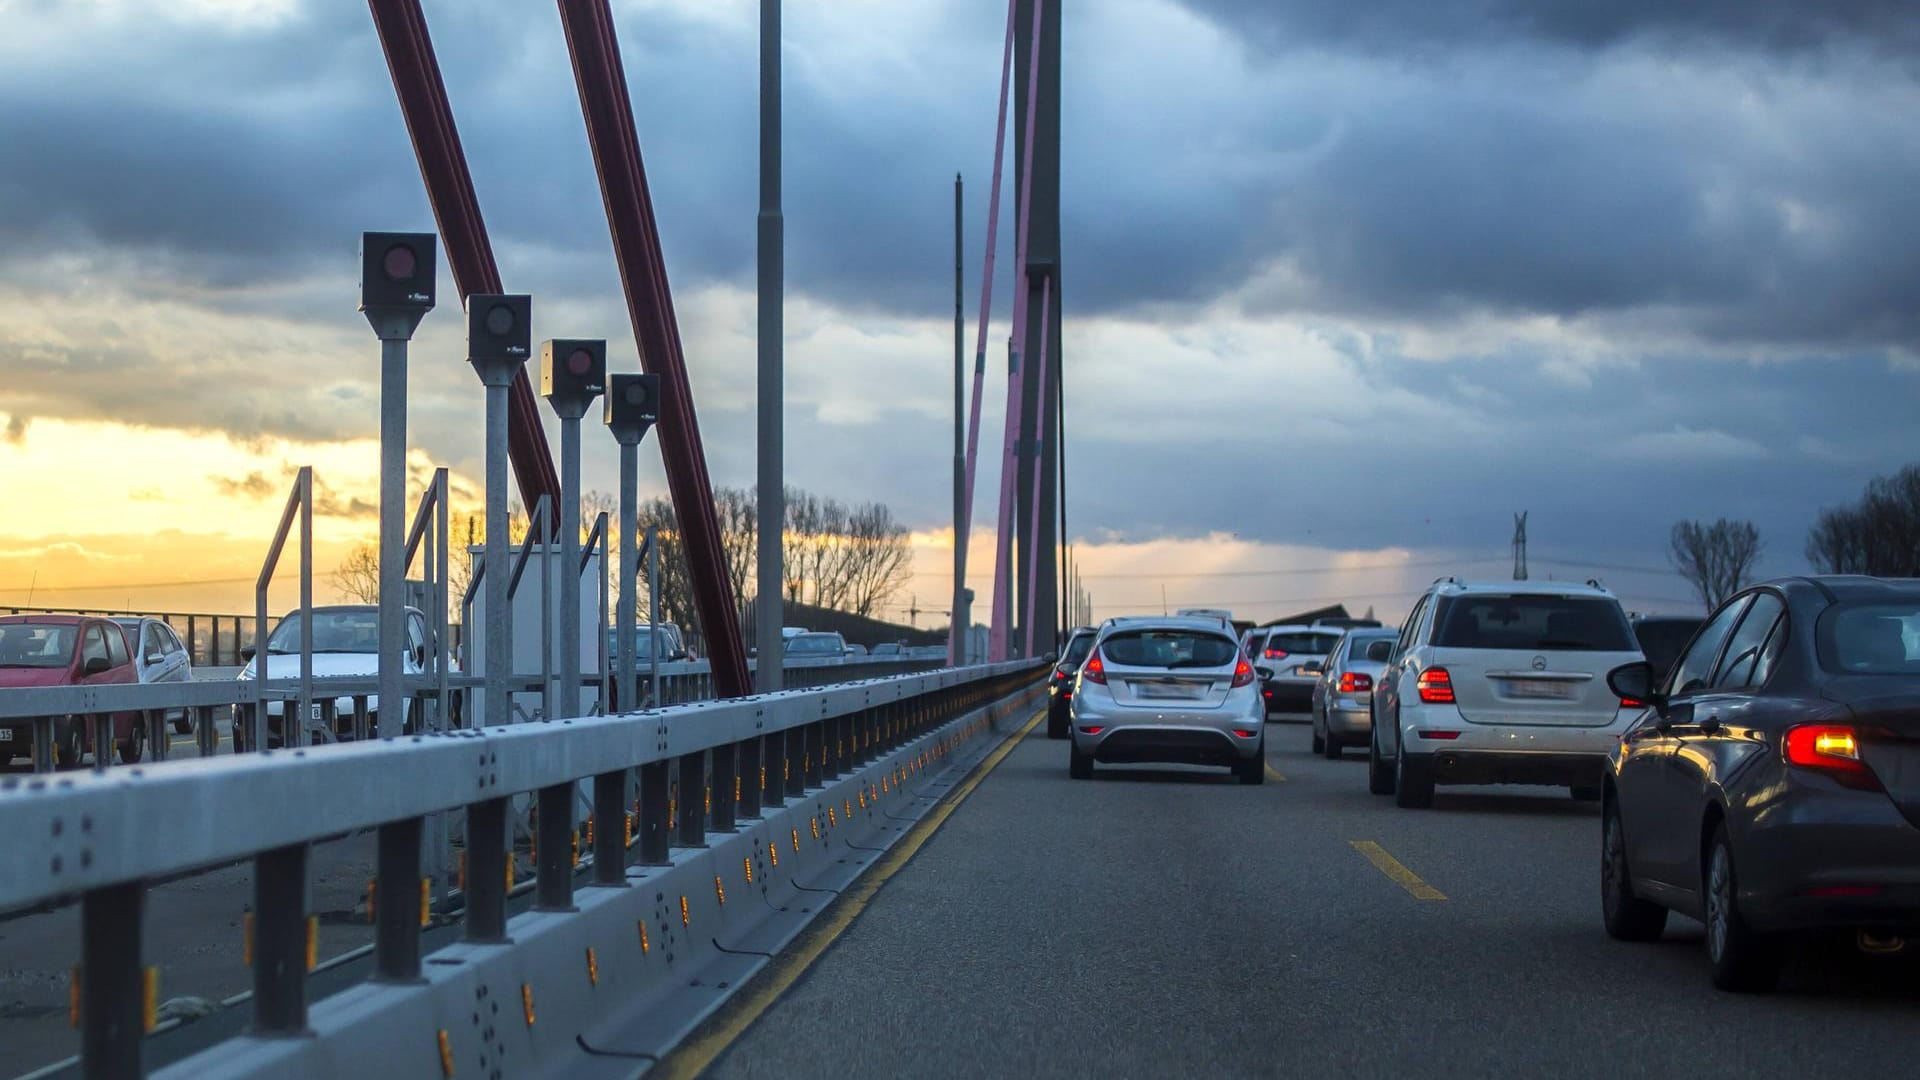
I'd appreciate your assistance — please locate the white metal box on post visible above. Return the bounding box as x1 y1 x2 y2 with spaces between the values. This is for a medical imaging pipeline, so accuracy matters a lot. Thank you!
464 543 602 724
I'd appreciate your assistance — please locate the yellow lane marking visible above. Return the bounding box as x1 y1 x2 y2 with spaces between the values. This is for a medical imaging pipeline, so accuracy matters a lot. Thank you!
1264 761 1286 782
654 707 1046 1080
1350 840 1447 901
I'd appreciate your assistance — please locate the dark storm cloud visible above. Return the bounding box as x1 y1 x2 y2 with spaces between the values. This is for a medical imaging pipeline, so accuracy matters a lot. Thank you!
1175 0 1920 57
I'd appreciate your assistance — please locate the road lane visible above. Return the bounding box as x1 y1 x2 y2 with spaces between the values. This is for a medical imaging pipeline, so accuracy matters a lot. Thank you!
697 720 1920 1079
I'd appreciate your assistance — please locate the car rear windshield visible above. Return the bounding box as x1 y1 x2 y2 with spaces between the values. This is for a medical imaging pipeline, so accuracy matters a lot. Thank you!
1100 630 1238 669
1345 632 1397 657
0 624 79 668
1263 632 1342 655
1820 604 1920 674
788 634 843 654
1062 633 1095 665
1632 617 1702 673
265 611 380 654
1432 595 1633 651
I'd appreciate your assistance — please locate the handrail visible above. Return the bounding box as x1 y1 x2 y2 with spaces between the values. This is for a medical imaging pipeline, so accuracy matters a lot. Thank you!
252 467 313 751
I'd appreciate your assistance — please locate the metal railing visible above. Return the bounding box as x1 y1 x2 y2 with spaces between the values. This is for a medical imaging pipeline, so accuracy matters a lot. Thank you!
0 658 1045 1078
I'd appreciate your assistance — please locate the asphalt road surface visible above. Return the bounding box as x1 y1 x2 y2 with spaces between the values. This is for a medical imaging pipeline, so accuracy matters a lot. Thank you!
695 715 1920 1079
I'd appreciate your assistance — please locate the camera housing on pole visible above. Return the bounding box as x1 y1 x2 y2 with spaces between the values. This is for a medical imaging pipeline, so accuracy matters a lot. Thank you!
360 231 436 740
470 294 533 729
605 372 660 714
541 340 606 719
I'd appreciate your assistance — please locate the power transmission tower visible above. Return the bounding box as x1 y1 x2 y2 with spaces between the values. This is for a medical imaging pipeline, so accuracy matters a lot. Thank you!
1512 512 1529 581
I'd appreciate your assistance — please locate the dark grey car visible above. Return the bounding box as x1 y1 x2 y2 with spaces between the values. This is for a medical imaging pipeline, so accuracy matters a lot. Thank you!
1602 576 1920 992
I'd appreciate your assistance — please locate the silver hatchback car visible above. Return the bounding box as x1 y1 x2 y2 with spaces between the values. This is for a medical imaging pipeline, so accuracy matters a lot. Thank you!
1069 616 1267 784
1310 627 1398 759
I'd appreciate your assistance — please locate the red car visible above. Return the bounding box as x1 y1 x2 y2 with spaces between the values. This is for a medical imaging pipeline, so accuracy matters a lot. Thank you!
0 615 144 768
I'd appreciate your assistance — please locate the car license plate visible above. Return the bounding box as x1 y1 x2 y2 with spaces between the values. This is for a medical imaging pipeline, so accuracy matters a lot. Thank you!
1506 679 1577 700
0 728 12 742
1136 681 1202 700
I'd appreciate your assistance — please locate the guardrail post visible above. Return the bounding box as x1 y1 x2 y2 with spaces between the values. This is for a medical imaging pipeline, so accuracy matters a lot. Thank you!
146 710 166 764
802 722 823 788
465 798 510 943
535 783 576 911
374 818 424 981
678 751 708 848
80 882 144 1080
785 725 805 798
710 741 738 833
737 733 762 820
251 843 310 1036
591 770 628 886
638 761 672 865
758 730 783 809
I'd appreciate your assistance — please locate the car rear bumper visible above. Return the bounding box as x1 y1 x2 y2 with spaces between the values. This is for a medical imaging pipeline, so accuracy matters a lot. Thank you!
1262 680 1315 712
1738 794 1920 934
1326 705 1371 738
1078 724 1262 766
1423 749 1607 787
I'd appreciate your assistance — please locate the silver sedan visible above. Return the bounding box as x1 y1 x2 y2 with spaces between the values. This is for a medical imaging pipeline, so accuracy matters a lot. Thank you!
1310 628 1398 759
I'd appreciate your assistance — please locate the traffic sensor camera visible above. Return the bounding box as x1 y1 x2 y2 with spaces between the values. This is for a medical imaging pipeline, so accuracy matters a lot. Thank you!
359 231 436 339
604 372 661 444
540 339 607 419
467 294 532 385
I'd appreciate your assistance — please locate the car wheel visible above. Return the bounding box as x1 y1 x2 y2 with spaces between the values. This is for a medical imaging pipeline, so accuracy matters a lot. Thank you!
1601 799 1668 942
1310 725 1325 755
1570 785 1603 802
1704 823 1782 992
1322 729 1343 760
1047 705 1069 740
171 711 193 736
1237 742 1266 785
117 718 145 765
1368 725 1395 796
1069 742 1093 780
54 717 85 770
1393 747 1434 809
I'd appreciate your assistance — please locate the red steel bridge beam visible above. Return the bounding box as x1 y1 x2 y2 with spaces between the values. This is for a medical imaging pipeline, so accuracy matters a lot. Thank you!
368 0 562 526
555 0 750 698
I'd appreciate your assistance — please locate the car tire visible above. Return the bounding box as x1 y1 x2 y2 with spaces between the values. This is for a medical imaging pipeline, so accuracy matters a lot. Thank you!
1394 749 1434 809
1310 725 1325 755
1237 747 1266 785
1047 706 1069 740
1570 785 1603 802
1368 726 1395 796
1322 730 1343 760
1601 799 1668 942
171 711 193 736
1069 743 1093 780
1704 823 1782 993
117 719 145 765
54 717 85 770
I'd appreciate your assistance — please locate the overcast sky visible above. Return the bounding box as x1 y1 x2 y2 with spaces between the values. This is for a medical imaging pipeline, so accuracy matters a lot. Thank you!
1 0 1917 623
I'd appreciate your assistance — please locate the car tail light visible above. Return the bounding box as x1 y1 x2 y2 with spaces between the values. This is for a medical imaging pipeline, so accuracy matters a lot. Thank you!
1231 658 1255 688
1078 726 1104 736
1338 672 1373 694
1082 654 1106 685
1416 730 1462 740
1784 724 1882 790
1416 667 1454 704
1619 697 1645 708
1263 648 1289 660
1232 729 1258 738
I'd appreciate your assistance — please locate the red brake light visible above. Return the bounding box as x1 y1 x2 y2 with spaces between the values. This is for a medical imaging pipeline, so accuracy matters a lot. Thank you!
1082 654 1107 685
1619 697 1645 708
1338 672 1373 694
1416 730 1462 740
1263 648 1289 660
1232 658 1255 688
1784 725 1881 790
1078 726 1104 736
1416 667 1455 705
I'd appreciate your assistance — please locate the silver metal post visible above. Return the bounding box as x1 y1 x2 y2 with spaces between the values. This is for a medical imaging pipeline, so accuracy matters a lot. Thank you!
435 469 450 729
617 441 638 712
755 0 785 693
952 172 965 667
483 379 511 728
648 524 660 704
537 497 554 721
298 467 313 747
377 336 408 739
559 418 582 717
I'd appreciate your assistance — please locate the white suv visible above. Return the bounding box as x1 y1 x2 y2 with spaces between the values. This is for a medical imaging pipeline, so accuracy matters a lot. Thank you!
1369 579 1643 809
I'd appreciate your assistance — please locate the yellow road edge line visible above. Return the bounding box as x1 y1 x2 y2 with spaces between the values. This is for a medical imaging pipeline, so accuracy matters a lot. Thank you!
654 706 1047 1080
1264 761 1286 782
1350 840 1447 901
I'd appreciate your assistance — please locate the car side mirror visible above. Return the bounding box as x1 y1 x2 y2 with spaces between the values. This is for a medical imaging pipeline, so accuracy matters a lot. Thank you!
83 656 111 675
1606 661 1665 710
1255 666 1276 681
240 646 257 662
145 653 165 665
1365 641 1393 663
411 644 427 666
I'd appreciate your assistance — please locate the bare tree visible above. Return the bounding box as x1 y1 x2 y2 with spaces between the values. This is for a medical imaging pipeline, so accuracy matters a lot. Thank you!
329 542 381 604
714 486 758 620
1807 464 1920 577
1669 518 1763 610
840 502 913 617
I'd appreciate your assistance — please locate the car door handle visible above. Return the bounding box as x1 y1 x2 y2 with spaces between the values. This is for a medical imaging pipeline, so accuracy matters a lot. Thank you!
1698 715 1723 735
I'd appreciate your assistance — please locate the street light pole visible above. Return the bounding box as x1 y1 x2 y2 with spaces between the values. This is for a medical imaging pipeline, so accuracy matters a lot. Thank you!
755 0 785 692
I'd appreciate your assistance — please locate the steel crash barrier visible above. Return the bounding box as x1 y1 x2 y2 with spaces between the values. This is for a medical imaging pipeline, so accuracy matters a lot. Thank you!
0 659 1046 1079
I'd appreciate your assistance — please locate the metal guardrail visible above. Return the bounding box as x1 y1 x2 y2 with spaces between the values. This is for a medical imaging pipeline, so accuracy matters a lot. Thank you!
0 658 1045 1078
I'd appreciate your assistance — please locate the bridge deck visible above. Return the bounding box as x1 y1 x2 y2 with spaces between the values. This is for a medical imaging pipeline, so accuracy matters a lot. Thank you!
689 716 1920 1078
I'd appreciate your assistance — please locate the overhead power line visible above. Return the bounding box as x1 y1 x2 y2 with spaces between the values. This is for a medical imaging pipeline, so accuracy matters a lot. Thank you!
0 576 257 594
